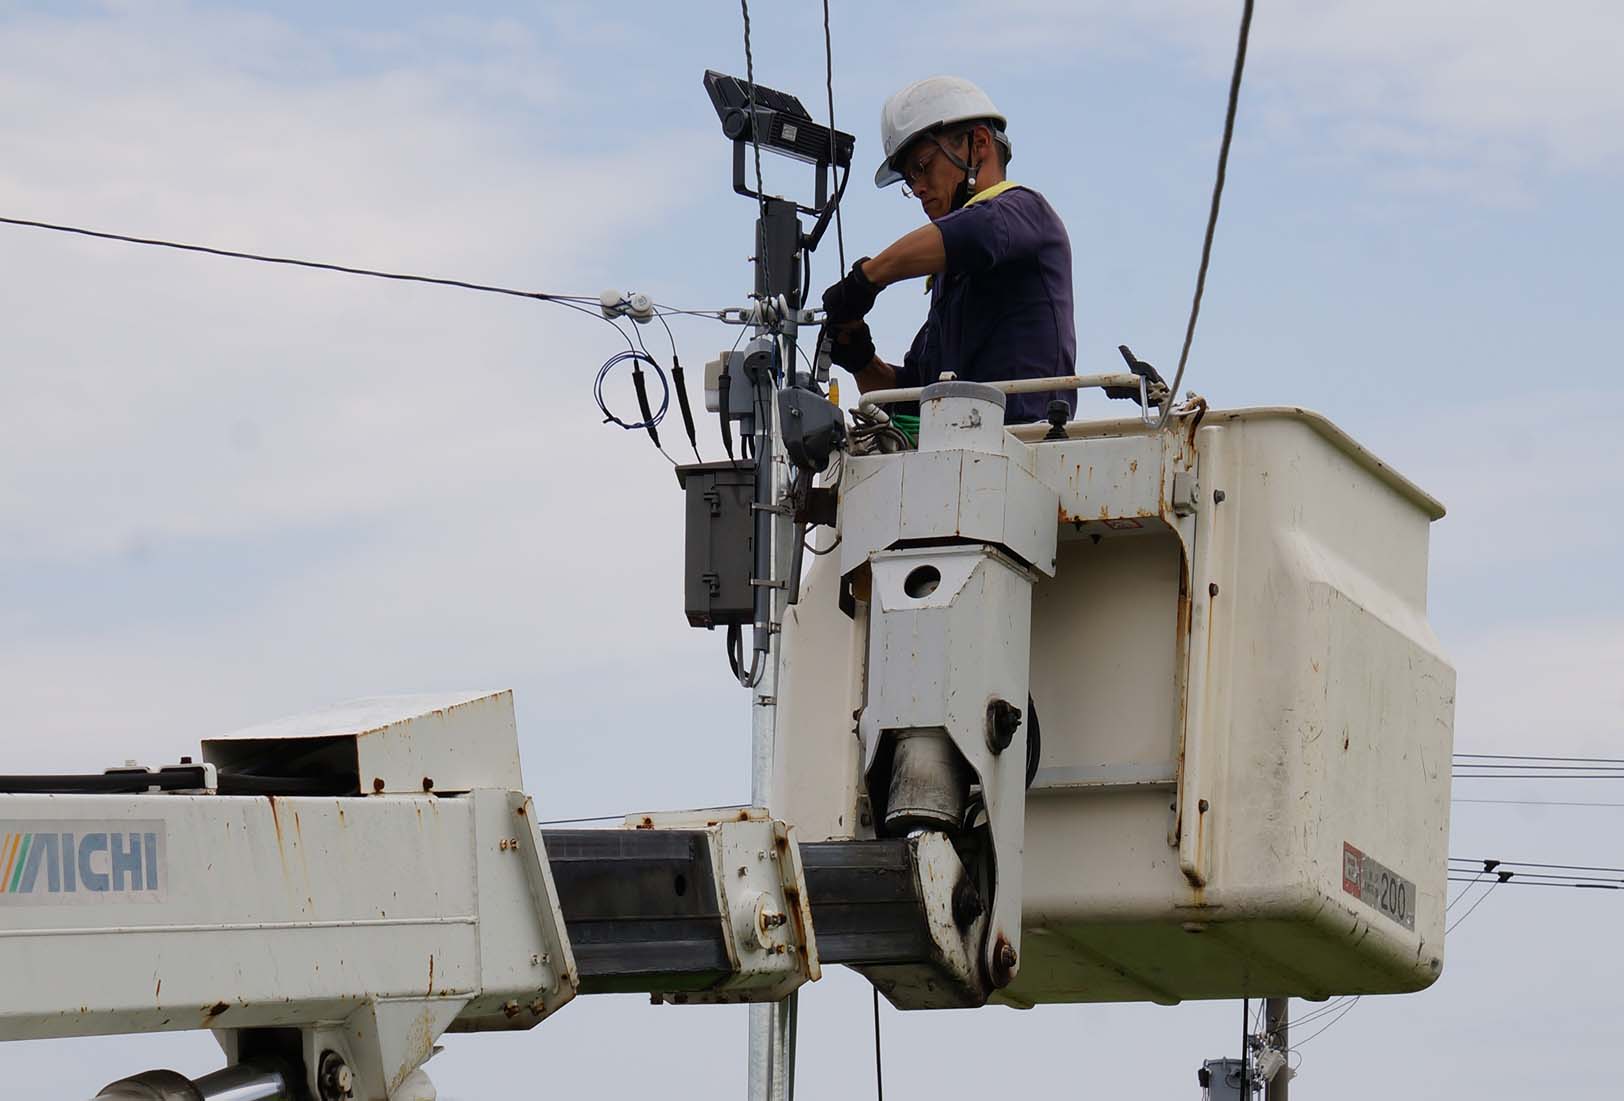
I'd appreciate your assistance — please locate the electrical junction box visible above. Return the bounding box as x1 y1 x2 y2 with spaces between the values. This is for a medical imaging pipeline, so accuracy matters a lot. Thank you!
772 406 1456 1006
676 460 756 628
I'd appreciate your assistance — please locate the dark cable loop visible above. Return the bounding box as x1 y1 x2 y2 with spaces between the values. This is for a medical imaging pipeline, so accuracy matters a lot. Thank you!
594 350 670 432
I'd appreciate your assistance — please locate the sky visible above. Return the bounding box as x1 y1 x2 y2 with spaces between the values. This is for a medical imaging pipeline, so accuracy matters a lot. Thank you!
2 0 1622 1096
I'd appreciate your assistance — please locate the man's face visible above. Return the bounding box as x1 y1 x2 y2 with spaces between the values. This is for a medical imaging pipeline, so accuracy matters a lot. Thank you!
898 132 969 221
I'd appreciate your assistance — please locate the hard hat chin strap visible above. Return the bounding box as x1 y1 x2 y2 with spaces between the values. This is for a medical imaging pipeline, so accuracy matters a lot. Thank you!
931 133 980 212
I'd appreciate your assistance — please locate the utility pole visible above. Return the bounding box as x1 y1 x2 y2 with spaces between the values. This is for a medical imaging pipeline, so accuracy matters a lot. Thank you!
1265 998 1289 1101
745 194 804 1101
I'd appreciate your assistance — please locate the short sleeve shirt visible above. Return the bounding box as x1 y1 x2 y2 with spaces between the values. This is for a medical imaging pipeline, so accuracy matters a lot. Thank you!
892 183 1077 424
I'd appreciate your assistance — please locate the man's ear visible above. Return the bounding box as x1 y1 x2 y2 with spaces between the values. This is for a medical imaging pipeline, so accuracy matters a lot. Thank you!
972 123 994 162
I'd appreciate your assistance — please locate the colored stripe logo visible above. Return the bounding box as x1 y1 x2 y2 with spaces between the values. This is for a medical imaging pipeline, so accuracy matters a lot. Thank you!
0 822 166 904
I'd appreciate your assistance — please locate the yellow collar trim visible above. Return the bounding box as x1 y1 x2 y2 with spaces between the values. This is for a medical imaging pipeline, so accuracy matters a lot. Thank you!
961 179 1022 207
927 182 1022 291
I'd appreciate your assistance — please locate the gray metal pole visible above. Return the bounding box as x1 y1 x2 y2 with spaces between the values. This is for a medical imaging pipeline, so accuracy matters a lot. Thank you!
1265 998 1289 1101
746 196 803 1101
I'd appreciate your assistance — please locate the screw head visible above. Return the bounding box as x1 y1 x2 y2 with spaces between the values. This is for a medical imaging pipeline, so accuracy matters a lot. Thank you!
317 1052 354 1101
985 699 1023 754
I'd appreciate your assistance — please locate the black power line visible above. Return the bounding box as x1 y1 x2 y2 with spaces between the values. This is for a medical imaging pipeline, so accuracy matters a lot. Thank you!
1454 798 1624 808
738 0 772 302
1450 858 1624 875
0 214 595 306
872 986 884 1101
821 0 846 273
1453 773 1624 780
1456 753 1624 765
1158 0 1254 422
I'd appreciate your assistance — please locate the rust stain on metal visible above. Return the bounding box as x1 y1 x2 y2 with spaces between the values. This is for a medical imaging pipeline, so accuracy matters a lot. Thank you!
515 803 527 817
636 815 656 830
203 1000 230 1022
1171 549 1196 849
1183 397 1208 447
154 979 161 1000
267 796 283 844
427 954 435 996
372 777 386 793
422 776 434 792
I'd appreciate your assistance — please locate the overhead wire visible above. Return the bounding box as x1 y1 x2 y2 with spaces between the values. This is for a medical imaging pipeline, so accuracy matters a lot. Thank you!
872 986 884 1101
0 213 601 306
1451 858 1624 875
1446 879 1507 934
1456 753 1624 765
1156 0 1254 428
1454 798 1624 808
0 214 752 339
1453 772 1624 780
739 0 773 307
822 0 846 273
1290 997 1361 1050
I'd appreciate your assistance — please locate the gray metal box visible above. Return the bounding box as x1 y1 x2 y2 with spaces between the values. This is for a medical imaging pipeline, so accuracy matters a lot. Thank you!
676 460 755 628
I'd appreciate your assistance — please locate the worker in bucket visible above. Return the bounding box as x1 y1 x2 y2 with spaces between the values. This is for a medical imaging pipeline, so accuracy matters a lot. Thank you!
820 75 1076 424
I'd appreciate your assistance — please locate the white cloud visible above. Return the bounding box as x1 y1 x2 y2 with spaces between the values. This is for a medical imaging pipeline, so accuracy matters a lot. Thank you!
0 2 714 563
972 0 1624 187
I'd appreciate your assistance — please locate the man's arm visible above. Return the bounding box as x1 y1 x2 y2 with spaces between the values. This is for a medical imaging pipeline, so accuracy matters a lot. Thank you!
860 223 946 288
852 356 898 393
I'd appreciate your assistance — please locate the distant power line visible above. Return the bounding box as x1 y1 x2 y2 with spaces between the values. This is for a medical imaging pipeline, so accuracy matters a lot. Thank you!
1456 753 1624 765
1452 752 1624 781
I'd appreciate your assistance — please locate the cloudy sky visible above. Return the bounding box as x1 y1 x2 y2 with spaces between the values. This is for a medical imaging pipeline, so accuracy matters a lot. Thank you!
3 0 1622 1097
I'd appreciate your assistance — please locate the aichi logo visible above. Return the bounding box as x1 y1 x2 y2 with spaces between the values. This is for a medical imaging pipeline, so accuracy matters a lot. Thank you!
0 821 167 904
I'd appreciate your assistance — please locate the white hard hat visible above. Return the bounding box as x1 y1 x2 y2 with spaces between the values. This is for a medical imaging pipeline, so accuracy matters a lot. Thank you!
874 75 1011 188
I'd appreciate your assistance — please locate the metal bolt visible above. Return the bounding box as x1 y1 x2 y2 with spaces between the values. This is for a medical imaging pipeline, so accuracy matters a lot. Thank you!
1213 489 1226 504
1208 582 1220 597
997 943 1018 970
985 699 1023 754
952 880 985 929
318 1052 354 1101
1198 798 1210 813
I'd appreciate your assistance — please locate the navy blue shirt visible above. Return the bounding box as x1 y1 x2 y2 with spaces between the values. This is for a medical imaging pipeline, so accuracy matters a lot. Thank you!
893 184 1077 424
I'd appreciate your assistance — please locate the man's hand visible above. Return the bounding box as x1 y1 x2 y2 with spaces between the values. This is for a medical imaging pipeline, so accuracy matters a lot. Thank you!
821 258 881 324
826 321 876 372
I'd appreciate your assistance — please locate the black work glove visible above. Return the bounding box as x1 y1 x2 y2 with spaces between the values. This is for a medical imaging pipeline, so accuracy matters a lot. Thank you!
827 322 876 372
821 258 881 324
